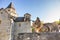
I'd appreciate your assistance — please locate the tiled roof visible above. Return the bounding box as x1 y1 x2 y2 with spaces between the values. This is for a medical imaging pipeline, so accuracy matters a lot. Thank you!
14 17 24 22
6 2 15 10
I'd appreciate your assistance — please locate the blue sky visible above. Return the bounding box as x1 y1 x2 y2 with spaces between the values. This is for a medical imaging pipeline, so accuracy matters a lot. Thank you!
0 0 60 23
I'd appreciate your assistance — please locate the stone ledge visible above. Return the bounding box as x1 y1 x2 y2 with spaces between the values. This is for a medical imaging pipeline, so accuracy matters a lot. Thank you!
16 32 60 40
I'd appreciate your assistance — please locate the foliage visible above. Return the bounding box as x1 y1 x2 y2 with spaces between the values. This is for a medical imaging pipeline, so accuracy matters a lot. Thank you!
54 20 60 25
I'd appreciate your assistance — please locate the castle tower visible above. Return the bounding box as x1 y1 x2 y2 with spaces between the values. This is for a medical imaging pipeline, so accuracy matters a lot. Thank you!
0 2 18 40
5 2 18 17
33 17 41 27
6 2 18 40
24 13 31 22
32 17 42 33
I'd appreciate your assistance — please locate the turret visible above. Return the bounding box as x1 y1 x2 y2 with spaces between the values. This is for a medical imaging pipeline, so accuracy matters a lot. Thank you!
24 13 31 22
5 2 18 17
33 17 41 28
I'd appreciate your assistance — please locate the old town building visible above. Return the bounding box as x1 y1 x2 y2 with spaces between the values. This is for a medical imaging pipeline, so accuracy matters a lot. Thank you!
0 2 32 40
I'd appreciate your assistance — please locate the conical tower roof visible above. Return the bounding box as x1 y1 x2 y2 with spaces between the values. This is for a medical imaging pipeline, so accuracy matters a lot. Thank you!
6 2 15 10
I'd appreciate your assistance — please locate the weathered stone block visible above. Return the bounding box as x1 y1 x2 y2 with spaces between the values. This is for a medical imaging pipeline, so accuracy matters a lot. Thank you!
16 32 60 40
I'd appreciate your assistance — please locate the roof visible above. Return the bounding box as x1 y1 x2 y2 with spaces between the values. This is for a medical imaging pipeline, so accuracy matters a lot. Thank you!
24 13 31 16
6 2 15 10
14 17 24 22
43 23 53 26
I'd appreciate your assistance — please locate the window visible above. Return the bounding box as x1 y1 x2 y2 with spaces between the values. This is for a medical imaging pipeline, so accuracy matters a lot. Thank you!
0 20 1 24
1 12 3 14
19 23 21 27
8 10 10 11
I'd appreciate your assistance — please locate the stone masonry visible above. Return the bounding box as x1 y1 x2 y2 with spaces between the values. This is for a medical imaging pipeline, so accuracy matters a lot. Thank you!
17 32 60 40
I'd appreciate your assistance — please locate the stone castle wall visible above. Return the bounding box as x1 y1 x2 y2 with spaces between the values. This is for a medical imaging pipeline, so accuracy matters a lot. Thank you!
16 32 60 40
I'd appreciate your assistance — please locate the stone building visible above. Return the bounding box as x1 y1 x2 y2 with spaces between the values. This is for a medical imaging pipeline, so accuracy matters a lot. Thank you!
0 2 32 40
32 17 42 33
32 17 59 33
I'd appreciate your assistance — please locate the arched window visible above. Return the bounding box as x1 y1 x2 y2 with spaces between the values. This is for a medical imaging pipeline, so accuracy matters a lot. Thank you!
19 23 21 27
0 20 1 24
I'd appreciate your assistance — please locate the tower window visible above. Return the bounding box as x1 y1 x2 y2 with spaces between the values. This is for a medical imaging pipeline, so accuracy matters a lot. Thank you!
19 23 21 27
8 10 10 11
0 20 1 24
1 12 3 14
